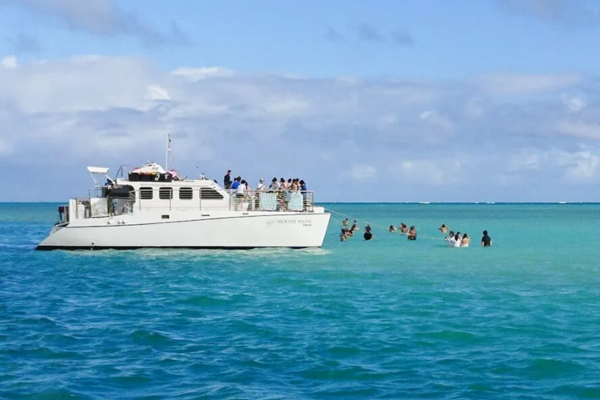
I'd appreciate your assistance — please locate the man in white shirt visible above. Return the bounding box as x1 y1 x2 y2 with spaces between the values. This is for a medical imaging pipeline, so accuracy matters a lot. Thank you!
445 231 455 247
257 178 266 191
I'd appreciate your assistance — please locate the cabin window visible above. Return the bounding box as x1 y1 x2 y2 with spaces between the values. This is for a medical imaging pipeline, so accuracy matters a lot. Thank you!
179 187 193 200
159 187 173 200
140 187 153 200
200 188 224 200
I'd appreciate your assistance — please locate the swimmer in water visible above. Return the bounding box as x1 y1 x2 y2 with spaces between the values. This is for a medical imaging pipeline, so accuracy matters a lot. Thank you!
481 230 492 247
399 223 409 234
461 233 470 247
363 231 373 241
342 218 349 227
350 220 359 231
453 232 462 247
340 228 348 242
445 230 455 246
388 225 396 232
408 226 417 240
438 224 448 234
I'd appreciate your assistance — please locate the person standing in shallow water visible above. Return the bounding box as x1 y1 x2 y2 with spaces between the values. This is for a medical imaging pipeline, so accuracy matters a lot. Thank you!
481 230 492 247
408 226 417 240
461 233 470 247
363 225 373 241
399 223 408 234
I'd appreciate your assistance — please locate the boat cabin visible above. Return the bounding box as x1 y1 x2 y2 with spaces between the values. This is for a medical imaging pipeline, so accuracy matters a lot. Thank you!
58 163 315 221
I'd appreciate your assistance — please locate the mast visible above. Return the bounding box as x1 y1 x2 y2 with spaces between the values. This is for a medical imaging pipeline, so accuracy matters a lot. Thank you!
165 133 171 171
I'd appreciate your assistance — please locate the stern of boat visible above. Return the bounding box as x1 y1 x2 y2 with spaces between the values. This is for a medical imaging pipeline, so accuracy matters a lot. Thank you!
36 204 71 250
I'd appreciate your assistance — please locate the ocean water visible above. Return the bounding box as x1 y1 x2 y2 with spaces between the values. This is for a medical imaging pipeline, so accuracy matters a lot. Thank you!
1 202 600 399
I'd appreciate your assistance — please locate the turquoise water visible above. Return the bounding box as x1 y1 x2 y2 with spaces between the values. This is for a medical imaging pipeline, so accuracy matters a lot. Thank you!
2 203 600 399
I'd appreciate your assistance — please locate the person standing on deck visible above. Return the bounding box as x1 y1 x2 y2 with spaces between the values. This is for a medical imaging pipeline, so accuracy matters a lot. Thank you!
224 170 232 190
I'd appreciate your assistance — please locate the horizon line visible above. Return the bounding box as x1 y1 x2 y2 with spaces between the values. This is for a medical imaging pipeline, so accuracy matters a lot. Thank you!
1 201 599 205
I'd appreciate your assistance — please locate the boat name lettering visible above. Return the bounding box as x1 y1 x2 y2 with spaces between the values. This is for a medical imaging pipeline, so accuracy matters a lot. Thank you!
277 219 312 226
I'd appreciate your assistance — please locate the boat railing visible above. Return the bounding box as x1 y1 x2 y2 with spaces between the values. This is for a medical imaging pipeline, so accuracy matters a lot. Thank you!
74 189 315 217
74 195 135 219
129 188 314 213
226 189 314 212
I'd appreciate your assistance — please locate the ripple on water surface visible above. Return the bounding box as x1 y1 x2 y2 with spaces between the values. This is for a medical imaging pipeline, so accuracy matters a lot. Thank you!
2 203 600 399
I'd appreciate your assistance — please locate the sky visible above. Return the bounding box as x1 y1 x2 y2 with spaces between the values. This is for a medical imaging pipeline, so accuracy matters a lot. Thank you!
1 0 600 202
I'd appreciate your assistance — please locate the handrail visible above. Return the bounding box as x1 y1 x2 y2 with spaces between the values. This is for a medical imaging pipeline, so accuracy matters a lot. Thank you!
73 188 316 215
226 188 313 212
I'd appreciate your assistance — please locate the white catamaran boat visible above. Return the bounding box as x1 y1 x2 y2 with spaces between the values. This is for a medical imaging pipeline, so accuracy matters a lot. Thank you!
36 161 331 250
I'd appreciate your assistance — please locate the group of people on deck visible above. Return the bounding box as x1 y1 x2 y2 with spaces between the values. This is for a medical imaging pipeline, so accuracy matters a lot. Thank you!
224 169 309 211
224 170 307 194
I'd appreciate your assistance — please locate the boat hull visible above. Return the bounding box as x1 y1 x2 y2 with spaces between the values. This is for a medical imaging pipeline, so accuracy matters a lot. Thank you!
36 211 331 250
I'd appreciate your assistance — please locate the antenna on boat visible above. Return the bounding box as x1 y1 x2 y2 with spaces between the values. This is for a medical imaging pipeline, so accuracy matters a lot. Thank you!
165 133 171 171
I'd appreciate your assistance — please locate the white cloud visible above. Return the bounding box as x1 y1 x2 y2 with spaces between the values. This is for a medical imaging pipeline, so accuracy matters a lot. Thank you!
0 55 156 113
562 95 586 112
389 159 461 185
350 164 377 181
2 53 600 201
463 97 485 118
503 147 600 184
334 76 361 84
556 150 599 181
0 140 14 155
380 113 397 125
145 85 170 101
0 55 17 69
555 121 600 140
419 110 454 132
170 67 234 81
477 73 581 95
508 150 540 172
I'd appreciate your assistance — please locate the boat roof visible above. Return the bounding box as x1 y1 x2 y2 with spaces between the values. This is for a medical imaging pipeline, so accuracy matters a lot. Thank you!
87 166 109 174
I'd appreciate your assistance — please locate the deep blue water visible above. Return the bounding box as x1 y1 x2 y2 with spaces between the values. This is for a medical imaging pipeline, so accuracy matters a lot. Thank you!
2 203 600 399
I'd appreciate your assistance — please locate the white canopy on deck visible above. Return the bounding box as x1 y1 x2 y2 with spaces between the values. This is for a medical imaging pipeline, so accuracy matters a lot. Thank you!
131 162 166 175
87 166 109 174
86 166 112 186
